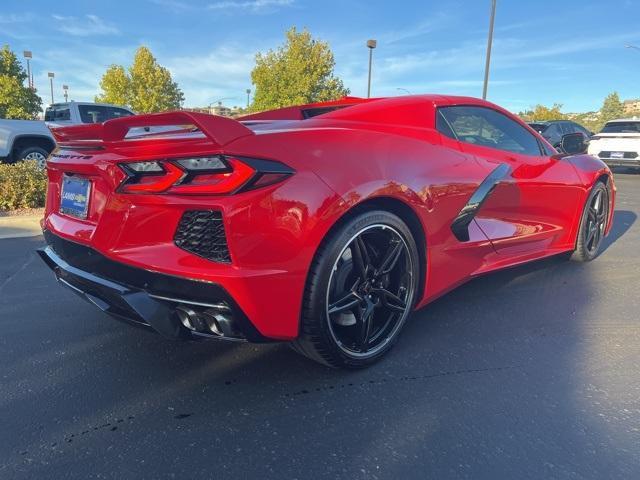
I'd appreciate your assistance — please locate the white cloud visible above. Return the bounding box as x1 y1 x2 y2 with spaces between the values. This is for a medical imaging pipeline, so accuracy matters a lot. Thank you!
51 14 119 36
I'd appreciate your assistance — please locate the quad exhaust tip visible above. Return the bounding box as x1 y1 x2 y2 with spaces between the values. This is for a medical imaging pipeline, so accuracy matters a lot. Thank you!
175 304 240 339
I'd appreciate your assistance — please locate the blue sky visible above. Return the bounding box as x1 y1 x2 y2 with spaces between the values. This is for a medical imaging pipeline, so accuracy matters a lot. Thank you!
2 0 639 113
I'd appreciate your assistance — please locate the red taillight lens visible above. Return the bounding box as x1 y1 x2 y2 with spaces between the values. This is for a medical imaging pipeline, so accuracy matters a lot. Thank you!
169 158 255 194
120 162 185 193
118 156 293 195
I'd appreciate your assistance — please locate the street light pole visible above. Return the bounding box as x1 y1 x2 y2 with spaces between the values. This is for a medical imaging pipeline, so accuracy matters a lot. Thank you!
23 51 33 89
366 39 377 98
246 89 251 108
48 72 55 104
63 84 69 102
482 0 497 100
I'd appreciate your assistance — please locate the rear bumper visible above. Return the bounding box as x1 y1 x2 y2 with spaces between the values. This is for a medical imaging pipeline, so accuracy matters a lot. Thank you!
601 159 640 168
38 231 271 342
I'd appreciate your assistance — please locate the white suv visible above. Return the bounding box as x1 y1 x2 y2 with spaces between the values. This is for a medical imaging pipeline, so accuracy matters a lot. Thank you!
44 102 134 126
1 102 134 167
588 118 640 170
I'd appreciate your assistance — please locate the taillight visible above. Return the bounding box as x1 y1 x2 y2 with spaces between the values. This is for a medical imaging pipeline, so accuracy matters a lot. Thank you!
118 155 293 195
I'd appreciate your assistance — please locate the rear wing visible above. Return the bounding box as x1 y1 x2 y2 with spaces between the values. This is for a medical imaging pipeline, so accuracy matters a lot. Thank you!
49 111 254 148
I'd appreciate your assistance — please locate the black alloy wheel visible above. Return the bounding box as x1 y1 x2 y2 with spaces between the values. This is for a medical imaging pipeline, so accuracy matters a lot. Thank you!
572 181 610 262
292 210 419 368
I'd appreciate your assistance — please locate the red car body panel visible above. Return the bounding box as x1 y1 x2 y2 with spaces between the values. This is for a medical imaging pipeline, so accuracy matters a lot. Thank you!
41 95 615 341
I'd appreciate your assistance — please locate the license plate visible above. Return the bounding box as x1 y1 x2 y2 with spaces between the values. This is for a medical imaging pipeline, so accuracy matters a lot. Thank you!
610 151 624 159
60 175 91 219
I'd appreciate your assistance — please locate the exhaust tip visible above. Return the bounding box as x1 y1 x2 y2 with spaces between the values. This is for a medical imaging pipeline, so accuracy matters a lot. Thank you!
176 306 205 332
174 302 244 340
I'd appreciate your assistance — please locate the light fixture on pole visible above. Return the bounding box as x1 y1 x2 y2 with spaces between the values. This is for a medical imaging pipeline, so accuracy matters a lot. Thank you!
482 0 497 100
23 51 33 89
396 87 411 95
63 84 69 102
366 39 377 98
246 88 251 108
48 72 55 104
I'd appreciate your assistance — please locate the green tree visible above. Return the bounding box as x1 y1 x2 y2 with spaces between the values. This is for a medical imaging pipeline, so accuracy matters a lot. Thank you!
518 103 567 122
95 46 184 113
0 45 42 119
599 92 624 124
95 65 130 107
250 27 349 112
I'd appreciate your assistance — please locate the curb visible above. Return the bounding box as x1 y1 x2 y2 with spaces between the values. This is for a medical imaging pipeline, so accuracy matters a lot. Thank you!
0 215 43 240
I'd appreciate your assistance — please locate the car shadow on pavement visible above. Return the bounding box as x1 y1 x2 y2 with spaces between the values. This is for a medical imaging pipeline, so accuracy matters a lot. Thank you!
601 209 636 253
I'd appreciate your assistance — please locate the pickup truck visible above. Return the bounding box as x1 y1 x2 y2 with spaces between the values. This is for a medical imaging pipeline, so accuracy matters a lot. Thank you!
0 102 134 167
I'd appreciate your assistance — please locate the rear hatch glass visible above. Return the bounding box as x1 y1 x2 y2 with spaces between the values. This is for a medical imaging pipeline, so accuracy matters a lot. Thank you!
601 122 640 133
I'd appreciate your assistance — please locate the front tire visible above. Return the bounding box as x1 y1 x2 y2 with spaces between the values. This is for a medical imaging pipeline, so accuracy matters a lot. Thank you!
15 146 48 169
292 210 420 368
571 181 609 262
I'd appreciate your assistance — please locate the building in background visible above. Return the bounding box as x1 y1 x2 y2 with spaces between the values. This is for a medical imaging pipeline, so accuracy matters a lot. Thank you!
182 103 243 117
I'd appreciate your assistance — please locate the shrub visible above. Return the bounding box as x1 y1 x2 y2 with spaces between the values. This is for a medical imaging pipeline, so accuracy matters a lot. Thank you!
0 160 47 210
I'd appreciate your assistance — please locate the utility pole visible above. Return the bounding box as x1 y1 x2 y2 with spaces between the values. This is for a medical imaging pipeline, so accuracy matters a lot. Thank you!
482 0 497 100
48 72 55 104
63 84 69 102
366 39 377 98
23 51 33 89
246 88 251 108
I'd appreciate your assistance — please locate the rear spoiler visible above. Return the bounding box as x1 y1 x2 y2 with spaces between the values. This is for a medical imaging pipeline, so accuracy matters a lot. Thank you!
49 111 254 147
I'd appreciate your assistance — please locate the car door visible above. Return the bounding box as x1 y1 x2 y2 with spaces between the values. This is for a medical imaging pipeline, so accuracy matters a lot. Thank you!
437 105 583 257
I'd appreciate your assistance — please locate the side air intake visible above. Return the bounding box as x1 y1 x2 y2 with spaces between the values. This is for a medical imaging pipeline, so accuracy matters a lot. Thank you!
174 210 231 263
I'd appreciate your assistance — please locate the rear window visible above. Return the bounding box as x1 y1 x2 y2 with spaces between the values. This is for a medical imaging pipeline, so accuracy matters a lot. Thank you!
44 107 71 122
78 105 133 123
528 123 549 133
601 121 640 133
301 106 348 119
79 105 109 123
109 107 134 119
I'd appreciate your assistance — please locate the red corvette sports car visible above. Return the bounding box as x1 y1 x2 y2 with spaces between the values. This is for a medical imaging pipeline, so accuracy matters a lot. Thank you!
39 95 615 368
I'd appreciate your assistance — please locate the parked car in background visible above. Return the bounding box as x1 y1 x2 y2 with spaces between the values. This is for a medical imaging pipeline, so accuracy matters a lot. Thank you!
1 102 134 167
44 101 134 126
528 120 592 150
588 118 640 170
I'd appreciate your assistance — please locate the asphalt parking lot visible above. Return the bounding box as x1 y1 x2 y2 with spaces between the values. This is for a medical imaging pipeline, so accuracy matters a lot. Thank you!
1 171 639 480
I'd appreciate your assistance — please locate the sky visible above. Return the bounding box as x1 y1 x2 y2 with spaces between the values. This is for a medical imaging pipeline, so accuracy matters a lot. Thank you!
2 0 640 113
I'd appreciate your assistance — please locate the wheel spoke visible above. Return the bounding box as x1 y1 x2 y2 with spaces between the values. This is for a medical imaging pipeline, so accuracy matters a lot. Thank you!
328 291 361 316
351 235 371 279
597 210 607 224
373 287 407 312
377 239 403 275
592 190 602 211
355 299 376 351
585 225 596 248
594 224 602 244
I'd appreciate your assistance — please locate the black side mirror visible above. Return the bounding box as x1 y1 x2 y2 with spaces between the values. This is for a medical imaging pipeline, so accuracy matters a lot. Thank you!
559 133 586 155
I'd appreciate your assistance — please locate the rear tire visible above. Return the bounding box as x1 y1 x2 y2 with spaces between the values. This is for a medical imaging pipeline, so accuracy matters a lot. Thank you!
571 181 609 262
291 210 420 368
